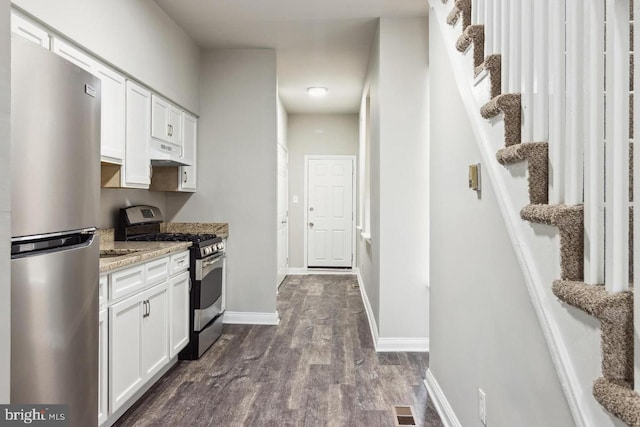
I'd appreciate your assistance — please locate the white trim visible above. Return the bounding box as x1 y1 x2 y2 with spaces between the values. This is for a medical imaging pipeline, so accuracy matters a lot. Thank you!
356 268 380 346
304 155 357 269
429 2 589 426
223 311 280 325
356 269 428 352
377 338 429 352
424 369 462 427
287 268 356 276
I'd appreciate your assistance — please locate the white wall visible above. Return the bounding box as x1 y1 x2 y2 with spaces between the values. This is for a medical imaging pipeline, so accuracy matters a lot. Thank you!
377 17 429 339
358 26 381 327
13 0 201 113
165 49 278 316
288 114 359 268
357 17 429 342
428 13 575 426
0 0 10 403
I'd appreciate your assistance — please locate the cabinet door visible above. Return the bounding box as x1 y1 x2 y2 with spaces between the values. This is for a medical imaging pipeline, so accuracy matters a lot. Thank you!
141 283 169 379
168 106 183 147
98 309 108 425
169 272 190 358
95 63 126 164
51 37 93 72
11 12 49 48
124 81 151 188
109 294 144 413
179 113 197 191
151 95 170 143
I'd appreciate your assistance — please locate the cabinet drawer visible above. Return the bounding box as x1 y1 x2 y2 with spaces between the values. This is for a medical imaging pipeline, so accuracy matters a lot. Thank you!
170 251 190 276
99 274 108 307
146 257 169 286
110 265 145 301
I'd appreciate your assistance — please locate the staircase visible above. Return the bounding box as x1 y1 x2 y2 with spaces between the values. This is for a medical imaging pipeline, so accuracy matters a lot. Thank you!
431 0 638 425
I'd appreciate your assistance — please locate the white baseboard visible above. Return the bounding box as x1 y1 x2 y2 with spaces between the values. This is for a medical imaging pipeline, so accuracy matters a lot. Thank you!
223 311 280 325
356 268 380 346
424 369 462 427
287 267 356 275
377 337 430 352
355 269 429 353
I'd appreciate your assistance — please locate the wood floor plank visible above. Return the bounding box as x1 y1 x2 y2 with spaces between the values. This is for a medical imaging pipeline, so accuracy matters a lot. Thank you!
115 274 442 427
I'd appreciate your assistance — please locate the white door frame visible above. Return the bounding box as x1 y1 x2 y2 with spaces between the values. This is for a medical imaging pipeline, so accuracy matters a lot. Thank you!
277 144 289 289
304 155 357 269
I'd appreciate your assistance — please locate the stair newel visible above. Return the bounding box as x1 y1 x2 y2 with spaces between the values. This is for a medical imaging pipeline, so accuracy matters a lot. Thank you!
520 0 534 143
532 0 549 142
584 0 606 286
508 0 521 93
548 0 567 204
501 0 510 94
605 0 631 293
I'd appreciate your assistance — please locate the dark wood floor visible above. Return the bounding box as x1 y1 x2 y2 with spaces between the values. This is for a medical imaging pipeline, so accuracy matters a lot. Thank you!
115 274 443 426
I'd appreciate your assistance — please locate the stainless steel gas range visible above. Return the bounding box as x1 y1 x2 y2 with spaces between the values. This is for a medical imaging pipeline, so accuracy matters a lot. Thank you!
116 205 225 360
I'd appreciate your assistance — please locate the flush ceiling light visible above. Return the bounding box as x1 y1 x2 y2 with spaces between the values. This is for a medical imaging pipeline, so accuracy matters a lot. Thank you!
307 87 328 97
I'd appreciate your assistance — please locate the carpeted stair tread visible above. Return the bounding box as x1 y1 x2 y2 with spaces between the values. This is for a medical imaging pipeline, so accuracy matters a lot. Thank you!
553 281 633 381
521 205 583 281
481 54 502 99
496 143 548 204
480 94 522 146
447 0 471 31
593 378 640 426
456 25 485 69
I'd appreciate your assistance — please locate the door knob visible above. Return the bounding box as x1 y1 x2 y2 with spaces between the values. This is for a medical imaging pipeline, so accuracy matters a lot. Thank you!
309 222 314 227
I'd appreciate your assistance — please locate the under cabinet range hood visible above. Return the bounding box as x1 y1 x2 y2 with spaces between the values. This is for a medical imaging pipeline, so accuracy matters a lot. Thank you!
149 138 191 166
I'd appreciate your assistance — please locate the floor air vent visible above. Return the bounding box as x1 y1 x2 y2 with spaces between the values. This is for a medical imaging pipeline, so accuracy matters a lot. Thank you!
392 405 417 426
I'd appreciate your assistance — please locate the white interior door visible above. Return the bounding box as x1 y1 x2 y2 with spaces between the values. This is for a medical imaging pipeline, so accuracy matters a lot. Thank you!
277 145 289 287
307 157 354 268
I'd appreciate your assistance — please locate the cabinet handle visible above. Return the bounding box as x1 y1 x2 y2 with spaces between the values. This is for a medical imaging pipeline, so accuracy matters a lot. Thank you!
168 124 173 137
142 301 147 318
183 170 188 183
148 299 151 317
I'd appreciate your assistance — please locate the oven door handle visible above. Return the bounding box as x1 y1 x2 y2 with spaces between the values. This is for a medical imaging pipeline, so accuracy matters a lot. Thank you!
202 254 224 269
198 253 224 280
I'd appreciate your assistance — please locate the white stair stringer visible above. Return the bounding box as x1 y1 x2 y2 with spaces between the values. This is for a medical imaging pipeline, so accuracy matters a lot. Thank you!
428 1 613 426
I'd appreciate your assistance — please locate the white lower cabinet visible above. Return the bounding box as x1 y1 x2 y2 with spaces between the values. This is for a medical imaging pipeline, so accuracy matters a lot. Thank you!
169 271 190 358
98 309 108 426
102 251 190 425
141 283 170 379
109 289 145 413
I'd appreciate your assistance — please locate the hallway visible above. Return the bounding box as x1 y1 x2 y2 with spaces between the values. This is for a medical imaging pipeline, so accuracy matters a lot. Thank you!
116 274 441 426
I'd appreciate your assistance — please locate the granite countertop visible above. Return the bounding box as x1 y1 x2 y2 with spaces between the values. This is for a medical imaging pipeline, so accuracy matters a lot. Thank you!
99 241 192 273
161 222 229 239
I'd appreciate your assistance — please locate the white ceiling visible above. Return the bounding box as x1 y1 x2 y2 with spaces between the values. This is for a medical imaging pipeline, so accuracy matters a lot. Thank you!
153 0 429 114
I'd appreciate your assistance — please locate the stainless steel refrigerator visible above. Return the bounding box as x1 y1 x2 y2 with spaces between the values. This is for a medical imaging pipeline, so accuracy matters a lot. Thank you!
10 37 101 426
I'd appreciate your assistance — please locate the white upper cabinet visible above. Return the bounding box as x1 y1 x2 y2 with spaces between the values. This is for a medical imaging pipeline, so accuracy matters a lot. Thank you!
51 37 93 72
151 95 183 147
180 113 197 192
124 82 151 188
51 37 126 164
11 12 50 48
94 63 126 164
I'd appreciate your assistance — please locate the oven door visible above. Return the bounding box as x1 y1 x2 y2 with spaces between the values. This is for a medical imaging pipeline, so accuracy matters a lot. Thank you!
194 252 224 331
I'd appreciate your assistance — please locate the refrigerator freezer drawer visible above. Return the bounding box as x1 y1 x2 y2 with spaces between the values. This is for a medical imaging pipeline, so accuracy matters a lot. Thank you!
11 233 99 427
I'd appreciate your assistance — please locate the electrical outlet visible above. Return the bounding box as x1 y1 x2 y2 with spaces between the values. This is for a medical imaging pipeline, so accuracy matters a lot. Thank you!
478 389 487 425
